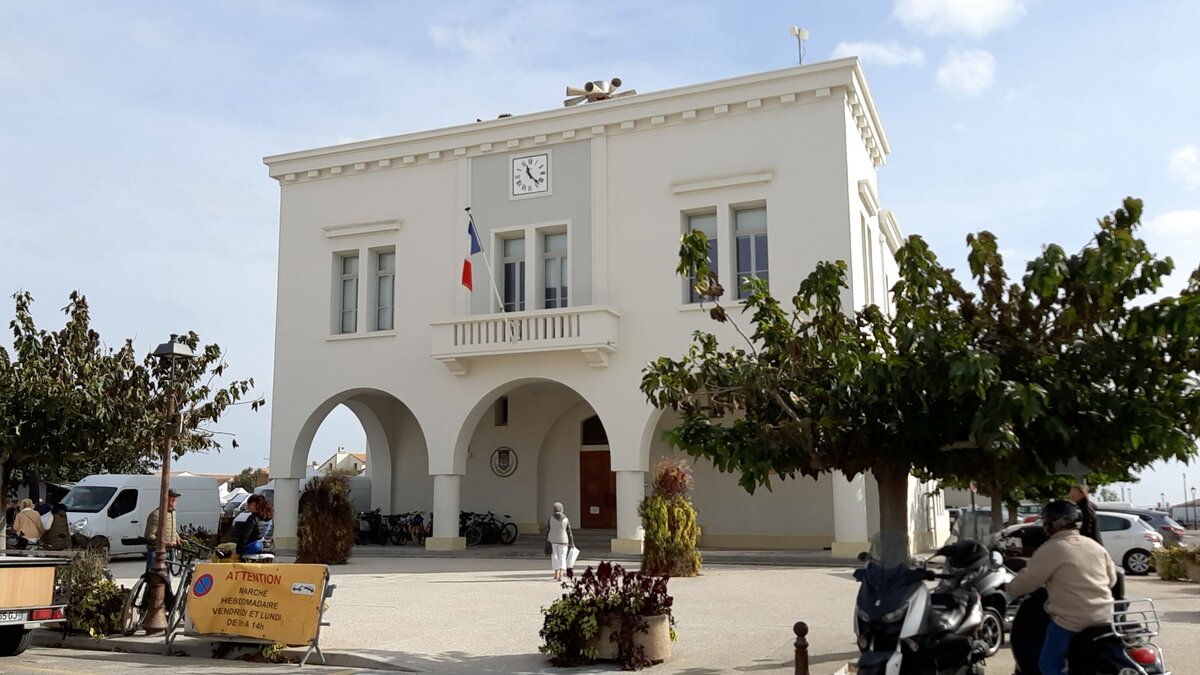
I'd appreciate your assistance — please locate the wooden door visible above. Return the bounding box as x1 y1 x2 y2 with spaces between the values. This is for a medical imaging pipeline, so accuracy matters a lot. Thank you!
579 450 616 528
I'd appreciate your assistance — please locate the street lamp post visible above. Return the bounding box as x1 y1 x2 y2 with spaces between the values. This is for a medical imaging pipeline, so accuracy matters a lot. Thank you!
1185 474 1191 529
142 334 194 634
1192 487 1197 531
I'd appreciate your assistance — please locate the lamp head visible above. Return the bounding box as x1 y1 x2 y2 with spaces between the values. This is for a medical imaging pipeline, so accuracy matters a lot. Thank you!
152 334 196 363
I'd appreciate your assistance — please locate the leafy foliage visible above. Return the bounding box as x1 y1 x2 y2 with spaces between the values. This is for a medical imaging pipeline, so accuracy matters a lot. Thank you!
56 550 125 638
639 459 701 577
642 198 1200 532
297 473 356 564
0 293 263 539
230 466 268 492
539 561 674 670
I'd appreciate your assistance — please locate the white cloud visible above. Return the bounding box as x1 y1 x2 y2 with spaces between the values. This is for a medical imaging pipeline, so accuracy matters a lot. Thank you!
894 0 1026 38
1143 209 1200 294
936 49 996 96
830 41 924 67
1168 145 1200 190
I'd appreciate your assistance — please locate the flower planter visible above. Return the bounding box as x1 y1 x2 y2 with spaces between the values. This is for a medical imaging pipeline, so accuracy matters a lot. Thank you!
1186 560 1200 583
586 613 672 664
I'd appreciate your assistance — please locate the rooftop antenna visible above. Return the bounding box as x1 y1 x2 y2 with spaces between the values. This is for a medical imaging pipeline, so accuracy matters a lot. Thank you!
564 77 636 107
789 25 809 65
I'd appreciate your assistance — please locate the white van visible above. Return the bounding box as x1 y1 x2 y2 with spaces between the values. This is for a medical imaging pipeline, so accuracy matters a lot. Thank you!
59 475 221 556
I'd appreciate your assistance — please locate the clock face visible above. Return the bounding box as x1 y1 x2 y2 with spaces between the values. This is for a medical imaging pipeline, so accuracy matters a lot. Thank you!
512 154 549 196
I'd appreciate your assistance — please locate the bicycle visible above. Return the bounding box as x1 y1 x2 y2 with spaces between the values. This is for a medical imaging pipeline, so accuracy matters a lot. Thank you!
118 536 220 636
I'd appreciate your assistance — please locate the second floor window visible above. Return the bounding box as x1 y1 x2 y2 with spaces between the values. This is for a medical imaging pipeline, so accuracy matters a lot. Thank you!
502 237 525 312
543 232 568 309
735 207 768 299
375 251 395 331
686 212 718 303
340 254 358 333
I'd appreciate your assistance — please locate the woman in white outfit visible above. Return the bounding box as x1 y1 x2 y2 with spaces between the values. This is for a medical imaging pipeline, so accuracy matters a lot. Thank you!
546 501 575 581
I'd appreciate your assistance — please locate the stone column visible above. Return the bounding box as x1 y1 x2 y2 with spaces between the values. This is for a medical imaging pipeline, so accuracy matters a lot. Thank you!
427 473 465 550
611 470 646 554
272 477 301 552
831 473 870 559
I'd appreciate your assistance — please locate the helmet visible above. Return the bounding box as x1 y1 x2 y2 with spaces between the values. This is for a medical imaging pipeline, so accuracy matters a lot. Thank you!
1042 500 1081 533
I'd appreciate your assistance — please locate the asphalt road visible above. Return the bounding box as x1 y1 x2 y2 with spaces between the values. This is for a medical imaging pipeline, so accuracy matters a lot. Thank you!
2 648 393 674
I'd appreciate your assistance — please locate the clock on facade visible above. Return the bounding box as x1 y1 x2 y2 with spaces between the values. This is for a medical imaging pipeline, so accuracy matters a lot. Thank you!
511 153 549 196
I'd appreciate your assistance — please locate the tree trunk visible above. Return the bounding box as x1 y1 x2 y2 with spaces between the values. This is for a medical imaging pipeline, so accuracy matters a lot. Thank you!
990 485 1004 532
873 464 910 533
1005 498 1020 526
0 457 13 552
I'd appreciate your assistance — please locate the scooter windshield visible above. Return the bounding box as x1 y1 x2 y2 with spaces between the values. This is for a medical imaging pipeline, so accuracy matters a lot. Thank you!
856 530 925 620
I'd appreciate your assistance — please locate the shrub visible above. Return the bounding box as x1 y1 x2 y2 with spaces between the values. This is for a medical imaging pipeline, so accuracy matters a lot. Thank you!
55 550 126 638
1152 547 1187 580
639 459 701 577
539 561 674 670
297 473 356 564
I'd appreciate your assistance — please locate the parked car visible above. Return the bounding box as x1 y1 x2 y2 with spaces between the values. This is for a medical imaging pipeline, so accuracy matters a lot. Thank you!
993 512 1162 575
59 474 221 557
1096 506 1186 547
951 508 1009 543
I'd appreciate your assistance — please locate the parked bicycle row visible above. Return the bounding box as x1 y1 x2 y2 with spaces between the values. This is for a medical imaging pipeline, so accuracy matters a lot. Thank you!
354 508 519 546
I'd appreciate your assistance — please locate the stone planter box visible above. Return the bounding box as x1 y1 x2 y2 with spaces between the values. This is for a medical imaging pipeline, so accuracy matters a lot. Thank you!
1185 560 1200 583
586 613 671 664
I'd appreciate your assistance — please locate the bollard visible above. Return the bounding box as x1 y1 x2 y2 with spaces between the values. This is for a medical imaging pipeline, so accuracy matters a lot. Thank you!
793 621 809 675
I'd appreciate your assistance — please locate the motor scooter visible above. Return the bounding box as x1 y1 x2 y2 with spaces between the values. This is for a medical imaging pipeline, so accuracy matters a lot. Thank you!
853 531 990 675
1009 587 1169 674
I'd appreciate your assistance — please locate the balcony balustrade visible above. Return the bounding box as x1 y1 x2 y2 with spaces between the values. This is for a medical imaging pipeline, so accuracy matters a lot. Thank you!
430 305 619 375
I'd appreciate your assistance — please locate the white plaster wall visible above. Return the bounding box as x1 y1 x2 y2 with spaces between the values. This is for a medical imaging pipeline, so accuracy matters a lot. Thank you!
648 437 835 539
387 402 433 514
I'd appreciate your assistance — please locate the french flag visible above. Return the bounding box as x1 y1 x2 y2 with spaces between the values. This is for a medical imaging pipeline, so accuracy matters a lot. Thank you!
461 220 482 290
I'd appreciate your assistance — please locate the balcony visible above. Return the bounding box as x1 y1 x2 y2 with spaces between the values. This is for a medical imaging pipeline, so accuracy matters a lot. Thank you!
430 305 620 375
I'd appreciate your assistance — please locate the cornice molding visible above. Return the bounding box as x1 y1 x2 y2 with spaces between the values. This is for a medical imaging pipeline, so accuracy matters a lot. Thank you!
322 219 402 239
265 58 890 184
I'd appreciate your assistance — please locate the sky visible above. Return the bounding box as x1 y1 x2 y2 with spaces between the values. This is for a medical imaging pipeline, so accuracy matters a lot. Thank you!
2 1 1198 507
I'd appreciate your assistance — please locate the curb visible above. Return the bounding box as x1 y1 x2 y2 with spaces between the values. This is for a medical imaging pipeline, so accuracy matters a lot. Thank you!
31 629 417 671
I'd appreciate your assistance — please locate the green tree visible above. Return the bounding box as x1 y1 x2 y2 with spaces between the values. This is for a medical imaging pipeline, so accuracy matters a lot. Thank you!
0 292 263 548
642 199 1200 534
230 466 267 492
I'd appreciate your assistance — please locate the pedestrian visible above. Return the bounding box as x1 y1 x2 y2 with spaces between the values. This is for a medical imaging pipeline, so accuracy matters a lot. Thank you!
546 501 575 582
4 498 18 527
42 503 70 551
144 488 182 572
13 498 45 547
1068 483 1102 545
233 494 266 557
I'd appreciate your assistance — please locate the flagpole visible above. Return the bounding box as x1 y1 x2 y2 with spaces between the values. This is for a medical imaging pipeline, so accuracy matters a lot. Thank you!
465 208 518 343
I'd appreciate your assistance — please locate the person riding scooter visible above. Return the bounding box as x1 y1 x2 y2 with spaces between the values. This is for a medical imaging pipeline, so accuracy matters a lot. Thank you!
1007 500 1118 675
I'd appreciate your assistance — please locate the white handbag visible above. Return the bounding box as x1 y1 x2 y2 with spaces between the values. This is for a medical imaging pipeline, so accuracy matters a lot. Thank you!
566 546 580 569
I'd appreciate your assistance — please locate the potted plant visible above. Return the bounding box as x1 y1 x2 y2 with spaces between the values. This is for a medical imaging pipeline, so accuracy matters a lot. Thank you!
1152 547 1186 581
1180 545 1200 583
639 458 702 577
539 561 675 670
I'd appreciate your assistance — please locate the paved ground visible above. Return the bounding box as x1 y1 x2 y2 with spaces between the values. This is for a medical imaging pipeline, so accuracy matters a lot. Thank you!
4 648 391 674
12 547 1200 673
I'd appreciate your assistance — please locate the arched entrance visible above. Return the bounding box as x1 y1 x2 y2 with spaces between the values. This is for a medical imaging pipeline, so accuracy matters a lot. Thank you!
270 388 430 550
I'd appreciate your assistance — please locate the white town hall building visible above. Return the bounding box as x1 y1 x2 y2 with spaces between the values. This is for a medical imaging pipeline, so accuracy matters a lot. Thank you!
263 58 950 557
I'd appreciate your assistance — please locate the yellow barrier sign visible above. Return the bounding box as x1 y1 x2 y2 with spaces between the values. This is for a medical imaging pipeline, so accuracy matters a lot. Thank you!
187 563 326 646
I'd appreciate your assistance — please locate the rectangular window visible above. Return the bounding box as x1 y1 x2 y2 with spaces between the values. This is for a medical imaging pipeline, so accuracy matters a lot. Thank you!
686 212 718 303
543 232 568 309
734 207 768 299
375 251 395 331
339 254 358 333
501 237 525 312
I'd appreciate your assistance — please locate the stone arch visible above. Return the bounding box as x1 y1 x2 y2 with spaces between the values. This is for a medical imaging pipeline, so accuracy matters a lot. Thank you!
288 388 429 512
